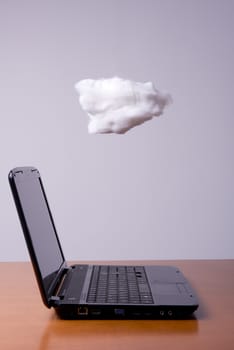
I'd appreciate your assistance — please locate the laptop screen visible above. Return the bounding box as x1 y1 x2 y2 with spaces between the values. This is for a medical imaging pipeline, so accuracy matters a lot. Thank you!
9 168 65 302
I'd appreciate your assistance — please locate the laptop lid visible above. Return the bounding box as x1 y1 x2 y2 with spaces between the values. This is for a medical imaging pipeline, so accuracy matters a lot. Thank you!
9 167 67 308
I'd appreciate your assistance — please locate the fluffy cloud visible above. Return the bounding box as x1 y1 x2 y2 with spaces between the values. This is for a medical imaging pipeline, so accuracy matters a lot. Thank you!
75 77 172 134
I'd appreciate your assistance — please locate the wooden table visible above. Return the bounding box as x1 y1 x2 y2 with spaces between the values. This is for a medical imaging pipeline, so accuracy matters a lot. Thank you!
1 260 233 350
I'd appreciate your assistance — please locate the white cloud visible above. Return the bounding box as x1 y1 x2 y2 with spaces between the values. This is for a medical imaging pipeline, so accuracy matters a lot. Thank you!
75 77 172 134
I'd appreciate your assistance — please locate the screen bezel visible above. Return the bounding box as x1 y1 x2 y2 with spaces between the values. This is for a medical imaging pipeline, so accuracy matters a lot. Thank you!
9 167 67 307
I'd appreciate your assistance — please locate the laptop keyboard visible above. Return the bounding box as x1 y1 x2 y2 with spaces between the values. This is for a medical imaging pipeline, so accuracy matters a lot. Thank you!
87 265 153 304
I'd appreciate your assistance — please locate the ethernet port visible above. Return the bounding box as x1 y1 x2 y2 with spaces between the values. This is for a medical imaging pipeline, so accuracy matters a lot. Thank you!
77 306 88 316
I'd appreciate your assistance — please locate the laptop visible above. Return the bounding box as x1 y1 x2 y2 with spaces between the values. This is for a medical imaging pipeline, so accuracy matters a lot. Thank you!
8 166 199 319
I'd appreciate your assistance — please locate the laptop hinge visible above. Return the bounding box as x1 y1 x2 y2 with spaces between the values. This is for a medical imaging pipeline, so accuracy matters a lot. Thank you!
49 267 73 306
50 296 61 303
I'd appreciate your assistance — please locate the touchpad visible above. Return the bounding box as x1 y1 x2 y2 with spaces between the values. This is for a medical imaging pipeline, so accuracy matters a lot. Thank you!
154 283 181 295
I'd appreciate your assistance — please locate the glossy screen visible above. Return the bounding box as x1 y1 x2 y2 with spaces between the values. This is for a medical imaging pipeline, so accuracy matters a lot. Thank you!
14 171 64 285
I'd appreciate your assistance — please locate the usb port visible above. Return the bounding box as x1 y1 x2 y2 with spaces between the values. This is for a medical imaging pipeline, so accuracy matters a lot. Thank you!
90 309 102 316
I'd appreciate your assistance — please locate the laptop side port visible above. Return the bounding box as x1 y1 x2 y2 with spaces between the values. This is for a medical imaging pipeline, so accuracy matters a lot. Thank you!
77 306 88 316
90 309 102 316
114 308 125 317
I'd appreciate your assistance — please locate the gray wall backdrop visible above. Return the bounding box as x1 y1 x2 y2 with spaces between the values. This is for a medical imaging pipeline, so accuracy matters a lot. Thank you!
1 0 234 261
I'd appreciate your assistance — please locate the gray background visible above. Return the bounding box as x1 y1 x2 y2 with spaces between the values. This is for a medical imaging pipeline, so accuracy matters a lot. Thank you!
0 0 233 261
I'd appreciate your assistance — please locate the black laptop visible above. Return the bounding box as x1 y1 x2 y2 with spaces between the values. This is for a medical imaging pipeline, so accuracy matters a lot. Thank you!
8 166 198 319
